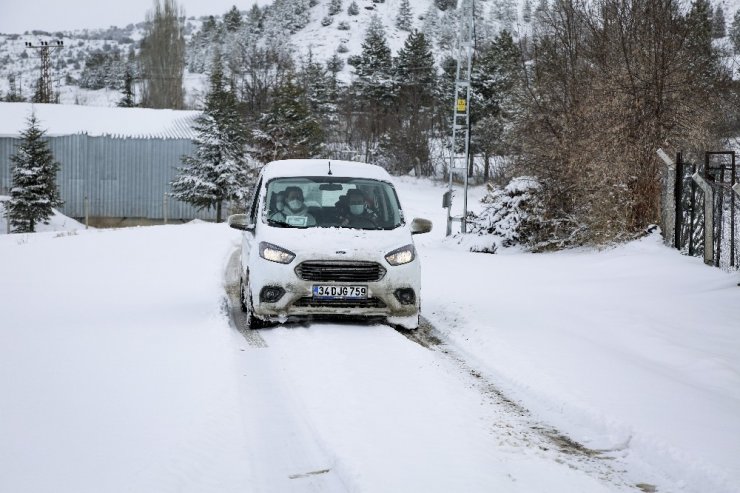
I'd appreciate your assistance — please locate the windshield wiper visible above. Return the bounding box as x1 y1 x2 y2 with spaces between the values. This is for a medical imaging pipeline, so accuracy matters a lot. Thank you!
267 219 292 228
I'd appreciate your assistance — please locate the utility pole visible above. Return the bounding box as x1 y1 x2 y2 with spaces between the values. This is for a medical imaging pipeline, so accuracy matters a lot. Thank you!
24 40 64 104
444 0 475 236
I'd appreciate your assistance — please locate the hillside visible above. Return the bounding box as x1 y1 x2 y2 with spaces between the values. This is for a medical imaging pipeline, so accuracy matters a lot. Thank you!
0 0 508 108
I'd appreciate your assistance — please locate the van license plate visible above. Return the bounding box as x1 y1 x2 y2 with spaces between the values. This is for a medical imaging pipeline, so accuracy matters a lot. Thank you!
313 285 368 299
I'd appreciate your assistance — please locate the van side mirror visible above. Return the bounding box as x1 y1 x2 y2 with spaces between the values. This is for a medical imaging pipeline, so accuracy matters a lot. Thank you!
228 214 255 232
410 217 432 235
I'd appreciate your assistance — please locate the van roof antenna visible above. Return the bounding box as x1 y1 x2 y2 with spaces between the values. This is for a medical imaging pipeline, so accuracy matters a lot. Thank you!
328 160 333 175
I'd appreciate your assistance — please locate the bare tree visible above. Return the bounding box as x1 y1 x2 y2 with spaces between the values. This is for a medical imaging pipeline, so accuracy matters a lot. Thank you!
514 0 725 248
139 0 186 109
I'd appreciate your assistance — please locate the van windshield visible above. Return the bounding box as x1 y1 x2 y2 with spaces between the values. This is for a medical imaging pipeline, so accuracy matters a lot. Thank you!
263 177 404 230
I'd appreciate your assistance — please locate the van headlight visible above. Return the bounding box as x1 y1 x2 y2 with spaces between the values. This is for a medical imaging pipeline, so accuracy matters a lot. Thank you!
259 242 296 264
385 244 415 266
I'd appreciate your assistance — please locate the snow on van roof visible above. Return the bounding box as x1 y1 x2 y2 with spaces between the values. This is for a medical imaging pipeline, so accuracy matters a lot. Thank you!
0 102 200 139
261 159 392 182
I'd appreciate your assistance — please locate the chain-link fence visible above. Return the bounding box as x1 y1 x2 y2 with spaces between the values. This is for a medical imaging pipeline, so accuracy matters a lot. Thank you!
660 150 739 271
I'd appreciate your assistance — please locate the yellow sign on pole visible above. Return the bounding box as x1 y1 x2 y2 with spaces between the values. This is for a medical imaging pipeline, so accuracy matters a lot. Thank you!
457 98 466 112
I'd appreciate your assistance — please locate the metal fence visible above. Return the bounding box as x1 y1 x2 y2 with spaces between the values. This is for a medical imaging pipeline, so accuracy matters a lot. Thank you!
0 134 220 222
660 149 739 271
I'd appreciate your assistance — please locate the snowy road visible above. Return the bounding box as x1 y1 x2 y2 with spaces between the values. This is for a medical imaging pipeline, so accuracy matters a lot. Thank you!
2 178 738 492
223 250 645 492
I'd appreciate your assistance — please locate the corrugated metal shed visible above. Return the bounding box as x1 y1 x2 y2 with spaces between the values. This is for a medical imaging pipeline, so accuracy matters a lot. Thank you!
0 103 223 222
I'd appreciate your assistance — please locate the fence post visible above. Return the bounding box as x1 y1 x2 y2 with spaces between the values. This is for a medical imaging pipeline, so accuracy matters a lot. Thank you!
163 193 168 225
692 172 714 266
657 149 676 247
675 152 683 250
84 196 89 230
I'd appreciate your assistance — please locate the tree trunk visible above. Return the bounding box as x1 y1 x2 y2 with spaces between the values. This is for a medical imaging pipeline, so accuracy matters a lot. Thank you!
216 200 222 223
484 152 490 183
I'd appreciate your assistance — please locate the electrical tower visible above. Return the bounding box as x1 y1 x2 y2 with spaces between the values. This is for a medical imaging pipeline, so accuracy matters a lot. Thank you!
444 0 475 236
24 40 64 104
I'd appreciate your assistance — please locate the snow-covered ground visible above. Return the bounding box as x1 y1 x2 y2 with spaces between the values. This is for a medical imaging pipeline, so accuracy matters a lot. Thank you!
1 178 738 492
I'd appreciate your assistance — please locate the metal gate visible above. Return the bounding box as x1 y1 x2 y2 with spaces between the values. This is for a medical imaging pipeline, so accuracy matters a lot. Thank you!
664 151 739 270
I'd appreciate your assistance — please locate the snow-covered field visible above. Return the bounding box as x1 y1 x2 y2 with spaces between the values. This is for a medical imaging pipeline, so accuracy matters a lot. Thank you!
1 179 739 493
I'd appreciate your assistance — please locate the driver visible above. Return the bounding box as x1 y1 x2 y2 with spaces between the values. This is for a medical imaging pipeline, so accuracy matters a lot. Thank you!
340 188 377 229
270 186 316 227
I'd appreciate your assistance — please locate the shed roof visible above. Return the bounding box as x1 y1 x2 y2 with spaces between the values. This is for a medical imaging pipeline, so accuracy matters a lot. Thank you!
0 102 200 139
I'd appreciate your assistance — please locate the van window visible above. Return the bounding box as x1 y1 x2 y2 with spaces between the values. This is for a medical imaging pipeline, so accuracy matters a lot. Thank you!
263 177 403 230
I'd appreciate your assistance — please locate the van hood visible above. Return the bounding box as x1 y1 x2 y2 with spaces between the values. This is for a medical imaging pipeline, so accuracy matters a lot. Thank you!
260 224 414 262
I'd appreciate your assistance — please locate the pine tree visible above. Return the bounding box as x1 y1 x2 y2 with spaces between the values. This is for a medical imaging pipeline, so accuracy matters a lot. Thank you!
347 0 359 15
392 30 436 174
421 5 439 44
435 0 457 11
252 76 324 163
118 67 136 107
712 5 726 38
223 5 242 32
356 14 394 101
471 30 521 181
6 113 63 233
730 10 740 53
170 51 252 222
329 0 342 16
686 0 714 58
397 0 413 31
396 30 435 108
522 0 533 23
355 15 395 144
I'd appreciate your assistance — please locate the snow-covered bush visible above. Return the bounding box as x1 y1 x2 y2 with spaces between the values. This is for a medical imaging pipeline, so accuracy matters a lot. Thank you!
321 16 334 27
337 21 350 30
468 176 544 250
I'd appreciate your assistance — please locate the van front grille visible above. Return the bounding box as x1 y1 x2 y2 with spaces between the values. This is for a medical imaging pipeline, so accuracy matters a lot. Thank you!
292 297 387 309
295 261 386 282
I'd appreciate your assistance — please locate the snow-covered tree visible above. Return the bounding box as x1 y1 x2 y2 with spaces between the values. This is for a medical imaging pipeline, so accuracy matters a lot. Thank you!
522 0 533 23
252 76 324 163
6 113 63 233
712 5 726 38
264 0 312 35
435 0 457 11
730 10 740 53
328 0 342 16
471 30 521 181
493 0 518 30
397 0 413 31
171 51 252 222
347 0 359 15
117 67 135 107
354 14 396 143
223 5 243 32
421 5 440 45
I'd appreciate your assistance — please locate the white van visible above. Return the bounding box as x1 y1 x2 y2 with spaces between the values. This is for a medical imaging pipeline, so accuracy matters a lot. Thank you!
228 159 432 330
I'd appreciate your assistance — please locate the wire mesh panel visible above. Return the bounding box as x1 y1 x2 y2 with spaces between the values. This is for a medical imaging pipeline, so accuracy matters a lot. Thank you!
665 151 738 272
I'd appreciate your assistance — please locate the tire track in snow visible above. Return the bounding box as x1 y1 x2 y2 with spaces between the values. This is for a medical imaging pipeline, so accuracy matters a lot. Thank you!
395 320 654 492
223 249 267 348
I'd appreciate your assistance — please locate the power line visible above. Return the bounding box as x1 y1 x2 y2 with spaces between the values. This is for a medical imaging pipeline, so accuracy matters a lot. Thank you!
24 40 64 103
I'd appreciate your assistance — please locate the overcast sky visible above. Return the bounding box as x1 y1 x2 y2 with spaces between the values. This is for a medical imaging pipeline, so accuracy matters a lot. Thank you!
0 0 263 34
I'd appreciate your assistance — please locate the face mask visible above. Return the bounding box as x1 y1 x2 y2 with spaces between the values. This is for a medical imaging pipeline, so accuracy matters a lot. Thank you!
350 204 364 215
288 199 302 211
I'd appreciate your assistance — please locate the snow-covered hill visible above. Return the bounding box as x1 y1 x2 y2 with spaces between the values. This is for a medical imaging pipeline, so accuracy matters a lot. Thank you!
0 0 490 108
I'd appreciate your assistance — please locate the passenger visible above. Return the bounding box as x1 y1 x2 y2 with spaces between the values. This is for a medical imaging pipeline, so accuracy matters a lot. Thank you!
340 188 377 229
270 186 316 227
272 191 285 216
